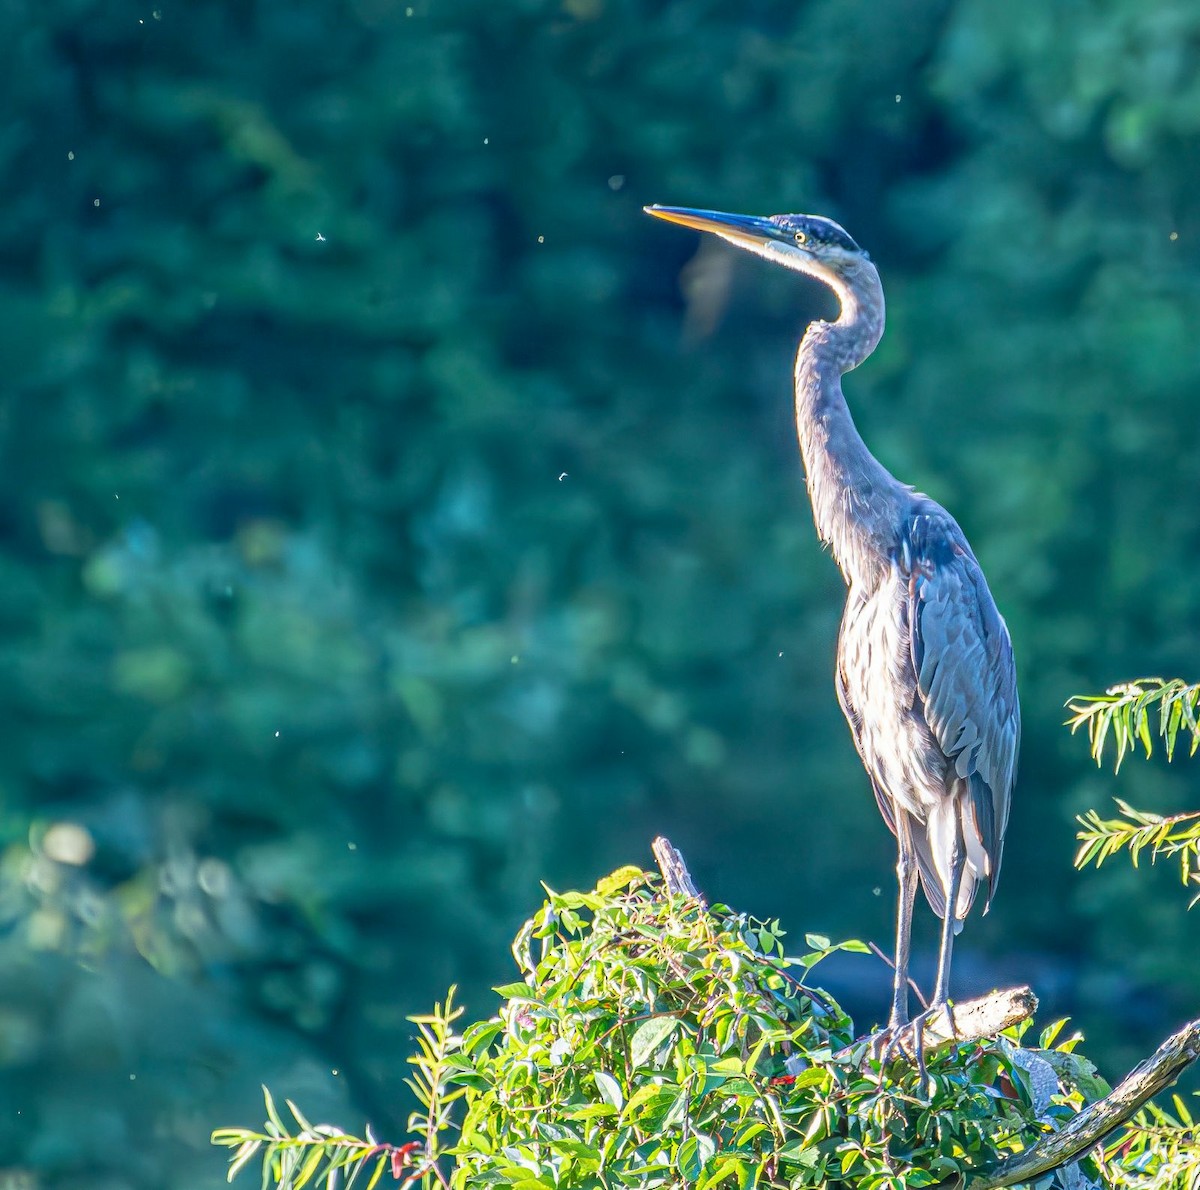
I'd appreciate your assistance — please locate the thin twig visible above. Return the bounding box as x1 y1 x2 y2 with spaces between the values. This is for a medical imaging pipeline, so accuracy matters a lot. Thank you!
866 939 929 1011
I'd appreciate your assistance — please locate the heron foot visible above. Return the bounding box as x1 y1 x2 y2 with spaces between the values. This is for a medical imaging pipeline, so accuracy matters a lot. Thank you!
868 1001 958 1084
867 1018 921 1074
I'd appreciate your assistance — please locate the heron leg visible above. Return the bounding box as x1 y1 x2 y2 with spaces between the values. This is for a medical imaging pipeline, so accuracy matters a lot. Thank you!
931 822 966 1012
889 819 920 1030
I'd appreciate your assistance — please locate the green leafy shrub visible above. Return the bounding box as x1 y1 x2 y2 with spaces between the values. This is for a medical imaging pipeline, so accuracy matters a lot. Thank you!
215 865 1111 1189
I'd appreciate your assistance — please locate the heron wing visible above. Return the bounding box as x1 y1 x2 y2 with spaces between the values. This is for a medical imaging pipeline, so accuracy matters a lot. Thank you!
835 607 902 838
904 509 1020 908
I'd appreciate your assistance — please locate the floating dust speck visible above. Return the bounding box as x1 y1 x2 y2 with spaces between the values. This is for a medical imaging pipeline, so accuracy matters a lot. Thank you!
608 174 625 191
537 235 544 244
274 730 280 738
483 137 489 145
511 655 519 664
93 198 100 207
348 842 357 851
558 472 568 481
152 8 162 18
1170 231 1179 241
895 94 902 102
67 150 75 161
315 231 325 242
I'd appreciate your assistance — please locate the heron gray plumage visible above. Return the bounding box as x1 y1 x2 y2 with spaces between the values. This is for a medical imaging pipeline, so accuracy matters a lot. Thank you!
645 204 1020 1033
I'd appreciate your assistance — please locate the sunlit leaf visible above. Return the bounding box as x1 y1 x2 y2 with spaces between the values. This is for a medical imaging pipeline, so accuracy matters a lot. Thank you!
593 1070 624 1110
597 865 644 895
629 1016 678 1069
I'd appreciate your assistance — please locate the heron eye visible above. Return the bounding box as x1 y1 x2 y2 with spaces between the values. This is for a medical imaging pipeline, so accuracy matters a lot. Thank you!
793 231 808 245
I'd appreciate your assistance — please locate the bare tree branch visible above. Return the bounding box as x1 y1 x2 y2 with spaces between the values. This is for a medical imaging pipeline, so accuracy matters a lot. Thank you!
652 835 704 903
840 986 1038 1059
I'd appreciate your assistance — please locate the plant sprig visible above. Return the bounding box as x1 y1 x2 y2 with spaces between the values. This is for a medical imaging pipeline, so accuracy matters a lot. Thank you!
211 990 464 1190
1066 678 1200 772
211 1088 411 1190
1075 799 1200 903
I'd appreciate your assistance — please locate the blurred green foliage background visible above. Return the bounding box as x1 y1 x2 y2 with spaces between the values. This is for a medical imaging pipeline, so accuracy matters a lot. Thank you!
2 0 1200 1185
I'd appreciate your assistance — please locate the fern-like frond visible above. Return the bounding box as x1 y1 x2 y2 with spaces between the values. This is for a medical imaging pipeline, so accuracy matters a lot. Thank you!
1075 798 1200 900
214 990 465 1190
1066 678 1200 772
211 1088 418 1190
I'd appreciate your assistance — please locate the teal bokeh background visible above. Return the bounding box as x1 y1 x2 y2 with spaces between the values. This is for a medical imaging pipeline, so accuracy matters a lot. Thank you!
3 0 1200 1184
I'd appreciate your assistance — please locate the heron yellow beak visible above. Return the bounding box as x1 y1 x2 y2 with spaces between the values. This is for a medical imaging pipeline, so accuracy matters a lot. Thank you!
644 205 781 250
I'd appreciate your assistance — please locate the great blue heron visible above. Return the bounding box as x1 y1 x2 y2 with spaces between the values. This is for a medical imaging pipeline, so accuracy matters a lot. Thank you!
645 205 1020 1036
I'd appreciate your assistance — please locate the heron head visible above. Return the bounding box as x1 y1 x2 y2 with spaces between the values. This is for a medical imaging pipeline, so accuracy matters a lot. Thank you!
644 205 869 291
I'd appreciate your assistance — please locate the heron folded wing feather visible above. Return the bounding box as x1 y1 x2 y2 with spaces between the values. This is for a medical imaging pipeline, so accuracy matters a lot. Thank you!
905 512 1020 906
907 806 973 926
835 655 902 837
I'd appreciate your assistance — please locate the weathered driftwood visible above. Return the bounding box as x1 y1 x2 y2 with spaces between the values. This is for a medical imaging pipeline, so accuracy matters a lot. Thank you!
843 985 1038 1059
652 836 704 903
650 835 1200 1188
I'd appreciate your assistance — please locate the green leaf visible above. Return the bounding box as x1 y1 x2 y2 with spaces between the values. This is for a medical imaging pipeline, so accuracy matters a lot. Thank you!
677 1134 717 1181
698 1155 754 1190
227 1138 262 1182
630 1016 678 1069
263 1086 284 1135
294 1143 324 1188
733 1121 769 1146
1038 1018 1067 1049
549 890 604 912
563 1103 619 1121
597 865 644 895
593 1070 624 1109
462 1020 504 1055
286 1099 314 1133
790 1066 830 1090
493 982 533 999
368 1151 394 1190
709 1056 748 1075
621 1083 680 1126
904 1171 938 1187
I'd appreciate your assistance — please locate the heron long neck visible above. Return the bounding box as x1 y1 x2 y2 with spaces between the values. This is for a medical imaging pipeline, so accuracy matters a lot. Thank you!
794 262 906 587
